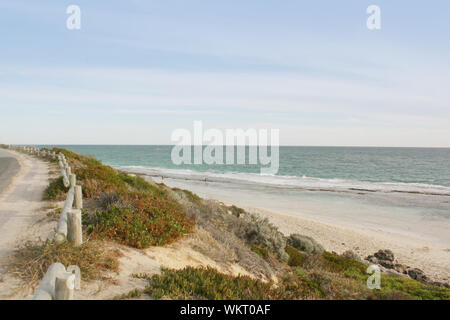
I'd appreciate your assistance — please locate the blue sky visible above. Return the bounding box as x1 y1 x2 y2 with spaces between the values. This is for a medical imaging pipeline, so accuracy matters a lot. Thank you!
0 0 449 146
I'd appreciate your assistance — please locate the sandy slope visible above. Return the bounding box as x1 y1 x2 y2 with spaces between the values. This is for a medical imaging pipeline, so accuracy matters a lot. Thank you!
74 227 256 300
245 206 450 284
0 150 50 299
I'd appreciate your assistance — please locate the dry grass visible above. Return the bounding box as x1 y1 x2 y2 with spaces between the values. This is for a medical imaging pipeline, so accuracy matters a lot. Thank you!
45 207 61 221
112 288 143 300
8 239 122 288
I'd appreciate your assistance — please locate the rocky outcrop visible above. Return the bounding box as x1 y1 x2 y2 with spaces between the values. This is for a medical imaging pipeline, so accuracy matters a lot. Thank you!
366 249 395 269
374 249 394 262
365 249 449 288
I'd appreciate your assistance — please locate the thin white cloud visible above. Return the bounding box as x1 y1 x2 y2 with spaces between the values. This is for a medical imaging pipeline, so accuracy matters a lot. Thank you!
1 65 449 146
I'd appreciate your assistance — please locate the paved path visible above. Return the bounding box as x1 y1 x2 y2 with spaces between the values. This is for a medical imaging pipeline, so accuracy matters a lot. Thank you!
0 149 49 298
0 149 20 196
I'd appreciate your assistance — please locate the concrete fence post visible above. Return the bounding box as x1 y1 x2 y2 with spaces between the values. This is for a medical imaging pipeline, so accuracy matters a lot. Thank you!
55 273 75 300
68 209 82 246
33 263 66 300
34 263 77 300
69 174 76 188
55 187 75 243
74 185 83 209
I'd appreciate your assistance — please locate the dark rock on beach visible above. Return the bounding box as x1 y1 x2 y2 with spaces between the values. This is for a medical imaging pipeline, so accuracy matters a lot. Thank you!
365 249 450 287
394 263 408 275
374 249 395 262
406 268 428 282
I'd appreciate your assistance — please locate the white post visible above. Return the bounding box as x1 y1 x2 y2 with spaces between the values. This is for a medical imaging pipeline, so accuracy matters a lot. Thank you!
33 263 66 300
55 187 75 243
55 273 75 300
69 174 76 188
74 185 83 209
68 209 82 246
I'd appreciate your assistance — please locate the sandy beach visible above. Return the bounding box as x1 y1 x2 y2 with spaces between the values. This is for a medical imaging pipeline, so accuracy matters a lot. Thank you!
145 176 450 285
245 206 450 284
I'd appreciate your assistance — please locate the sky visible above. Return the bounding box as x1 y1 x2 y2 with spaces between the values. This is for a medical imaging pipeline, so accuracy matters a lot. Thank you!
0 0 449 147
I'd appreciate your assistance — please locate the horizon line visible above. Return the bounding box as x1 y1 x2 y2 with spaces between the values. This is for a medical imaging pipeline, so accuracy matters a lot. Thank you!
5 144 450 149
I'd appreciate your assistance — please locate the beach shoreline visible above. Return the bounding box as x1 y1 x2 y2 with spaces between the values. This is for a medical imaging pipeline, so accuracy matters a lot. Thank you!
134 173 450 284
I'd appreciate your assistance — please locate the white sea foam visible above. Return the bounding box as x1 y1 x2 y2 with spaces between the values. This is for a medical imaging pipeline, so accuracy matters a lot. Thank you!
115 165 450 196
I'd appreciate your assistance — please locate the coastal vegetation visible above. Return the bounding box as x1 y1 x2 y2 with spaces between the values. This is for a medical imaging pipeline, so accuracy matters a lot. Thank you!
138 266 282 300
43 176 68 200
145 175 450 300
51 148 195 248
16 147 450 300
137 251 450 300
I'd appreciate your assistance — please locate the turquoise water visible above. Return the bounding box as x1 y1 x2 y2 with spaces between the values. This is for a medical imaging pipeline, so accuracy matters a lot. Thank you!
42 145 450 194
40 145 450 242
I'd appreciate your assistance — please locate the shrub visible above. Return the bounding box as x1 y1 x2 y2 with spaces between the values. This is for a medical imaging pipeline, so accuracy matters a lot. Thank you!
293 268 325 298
173 198 279 280
172 188 202 203
48 148 195 248
287 234 324 255
140 266 282 300
90 197 194 248
137 258 450 300
118 173 165 196
285 245 306 267
235 215 288 262
375 276 450 300
141 266 329 300
98 191 129 210
251 244 269 260
321 251 367 274
43 177 68 200
113 289 143 300
341 250 361 261
318 251 450 300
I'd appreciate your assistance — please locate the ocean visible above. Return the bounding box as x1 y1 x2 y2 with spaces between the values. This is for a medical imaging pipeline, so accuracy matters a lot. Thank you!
45 145 450 193
43 145 450 244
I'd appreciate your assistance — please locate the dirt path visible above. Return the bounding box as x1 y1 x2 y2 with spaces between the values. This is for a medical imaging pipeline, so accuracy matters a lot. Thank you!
0 149 49 299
